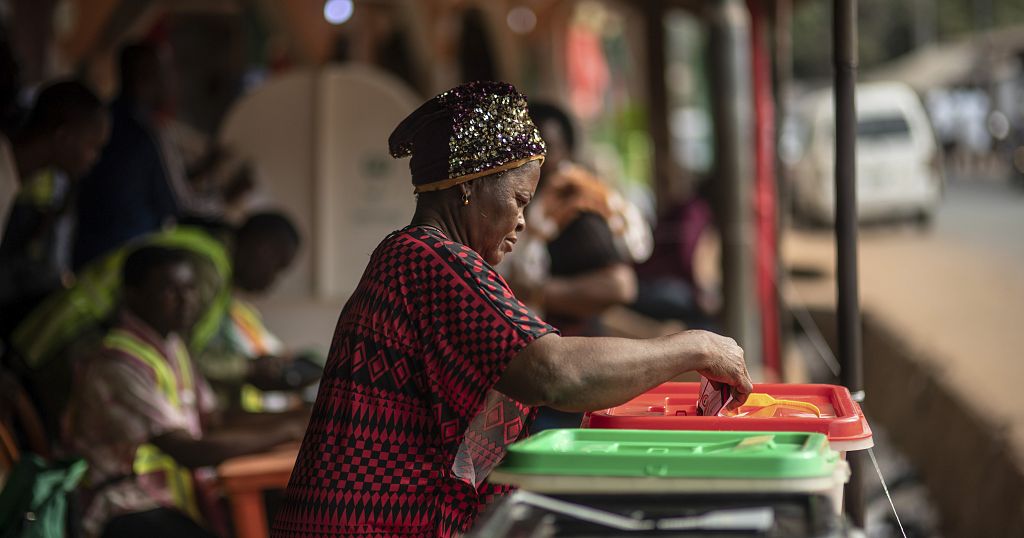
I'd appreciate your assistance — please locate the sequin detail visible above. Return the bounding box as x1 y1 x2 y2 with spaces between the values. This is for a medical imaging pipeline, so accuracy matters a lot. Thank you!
394 81 545 189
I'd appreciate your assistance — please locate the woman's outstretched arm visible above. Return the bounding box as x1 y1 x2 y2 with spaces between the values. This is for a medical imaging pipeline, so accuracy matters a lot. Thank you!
496 330 752 413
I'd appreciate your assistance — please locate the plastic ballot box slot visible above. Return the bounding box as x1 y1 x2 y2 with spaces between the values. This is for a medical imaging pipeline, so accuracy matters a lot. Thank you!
584 383 872 454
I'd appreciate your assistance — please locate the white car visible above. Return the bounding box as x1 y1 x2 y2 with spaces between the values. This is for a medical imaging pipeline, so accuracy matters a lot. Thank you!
784 81 944 225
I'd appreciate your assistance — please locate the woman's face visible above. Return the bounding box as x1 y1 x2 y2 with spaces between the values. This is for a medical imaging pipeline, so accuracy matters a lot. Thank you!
464 162 541 266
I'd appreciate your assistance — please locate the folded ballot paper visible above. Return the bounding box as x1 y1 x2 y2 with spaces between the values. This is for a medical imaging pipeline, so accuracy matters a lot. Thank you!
696 376 734 416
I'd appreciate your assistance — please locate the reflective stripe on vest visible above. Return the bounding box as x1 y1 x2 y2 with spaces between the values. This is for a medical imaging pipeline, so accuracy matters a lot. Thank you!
229 299 278 413
103 329 202 523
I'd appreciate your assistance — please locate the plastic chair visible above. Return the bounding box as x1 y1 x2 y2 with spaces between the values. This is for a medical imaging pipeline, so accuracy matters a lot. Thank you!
0 368 51 461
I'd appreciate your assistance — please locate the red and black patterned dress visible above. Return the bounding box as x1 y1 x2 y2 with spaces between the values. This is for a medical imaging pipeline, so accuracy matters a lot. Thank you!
271 226 555 537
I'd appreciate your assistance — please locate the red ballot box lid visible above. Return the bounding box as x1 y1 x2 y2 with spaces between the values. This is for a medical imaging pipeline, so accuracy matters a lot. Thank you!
584 383 873 452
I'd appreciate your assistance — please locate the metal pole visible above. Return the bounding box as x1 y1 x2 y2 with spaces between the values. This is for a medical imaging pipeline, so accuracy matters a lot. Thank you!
833 0 866 528
709 0 761 364
643 0 672 217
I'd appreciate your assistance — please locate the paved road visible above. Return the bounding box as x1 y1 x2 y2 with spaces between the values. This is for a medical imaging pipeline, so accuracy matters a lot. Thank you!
931 180 1024 266
784 177 1024 468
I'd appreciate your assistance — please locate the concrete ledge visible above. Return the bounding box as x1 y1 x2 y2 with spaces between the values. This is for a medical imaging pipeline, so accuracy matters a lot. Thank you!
808 308 1024 537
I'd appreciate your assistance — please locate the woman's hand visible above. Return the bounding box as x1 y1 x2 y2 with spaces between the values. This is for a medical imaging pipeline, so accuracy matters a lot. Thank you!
692 330 753 409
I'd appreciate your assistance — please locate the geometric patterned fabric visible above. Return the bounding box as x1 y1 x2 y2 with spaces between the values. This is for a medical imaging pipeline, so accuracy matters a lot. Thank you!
271 226 555 537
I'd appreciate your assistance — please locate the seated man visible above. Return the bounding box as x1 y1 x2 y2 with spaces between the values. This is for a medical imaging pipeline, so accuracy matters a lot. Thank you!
192 213 324 413
66 246 306 538
0 79 109 338
11 211 318 431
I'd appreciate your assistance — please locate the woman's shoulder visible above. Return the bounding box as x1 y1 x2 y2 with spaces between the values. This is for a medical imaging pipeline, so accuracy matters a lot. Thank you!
384 227 516 296
384 226 478 261
374 226 437 258
369 226 489 279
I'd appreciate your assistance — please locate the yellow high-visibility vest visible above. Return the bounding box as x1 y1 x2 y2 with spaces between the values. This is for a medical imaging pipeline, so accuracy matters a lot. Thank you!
228 298 283 412
13 227 232 369
103 329 204 523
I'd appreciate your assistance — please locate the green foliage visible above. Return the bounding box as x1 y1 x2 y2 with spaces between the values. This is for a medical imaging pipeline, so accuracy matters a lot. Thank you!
591 102 652 187
791 1 832 80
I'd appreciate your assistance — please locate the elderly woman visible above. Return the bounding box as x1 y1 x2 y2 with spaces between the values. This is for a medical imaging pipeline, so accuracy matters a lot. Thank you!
271 82 751 538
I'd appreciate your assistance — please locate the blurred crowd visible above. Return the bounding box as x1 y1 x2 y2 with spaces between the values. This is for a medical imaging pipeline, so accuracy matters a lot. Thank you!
0 36 723 538
0 40 333 537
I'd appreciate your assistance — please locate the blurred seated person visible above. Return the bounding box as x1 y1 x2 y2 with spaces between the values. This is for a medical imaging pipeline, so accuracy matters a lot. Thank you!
74 42 181 269
66 246 306 538
158 119 258 222
504 102 651 337
10 211 319 435
632 176 720 330
0 80 109 337
194 212 324 413
504 103 652 431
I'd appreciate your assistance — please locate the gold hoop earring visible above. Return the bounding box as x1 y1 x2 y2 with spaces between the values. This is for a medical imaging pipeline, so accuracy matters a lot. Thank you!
461 191 471 206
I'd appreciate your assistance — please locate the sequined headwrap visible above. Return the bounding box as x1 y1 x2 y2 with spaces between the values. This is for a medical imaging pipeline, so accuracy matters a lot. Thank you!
389 81 546 193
